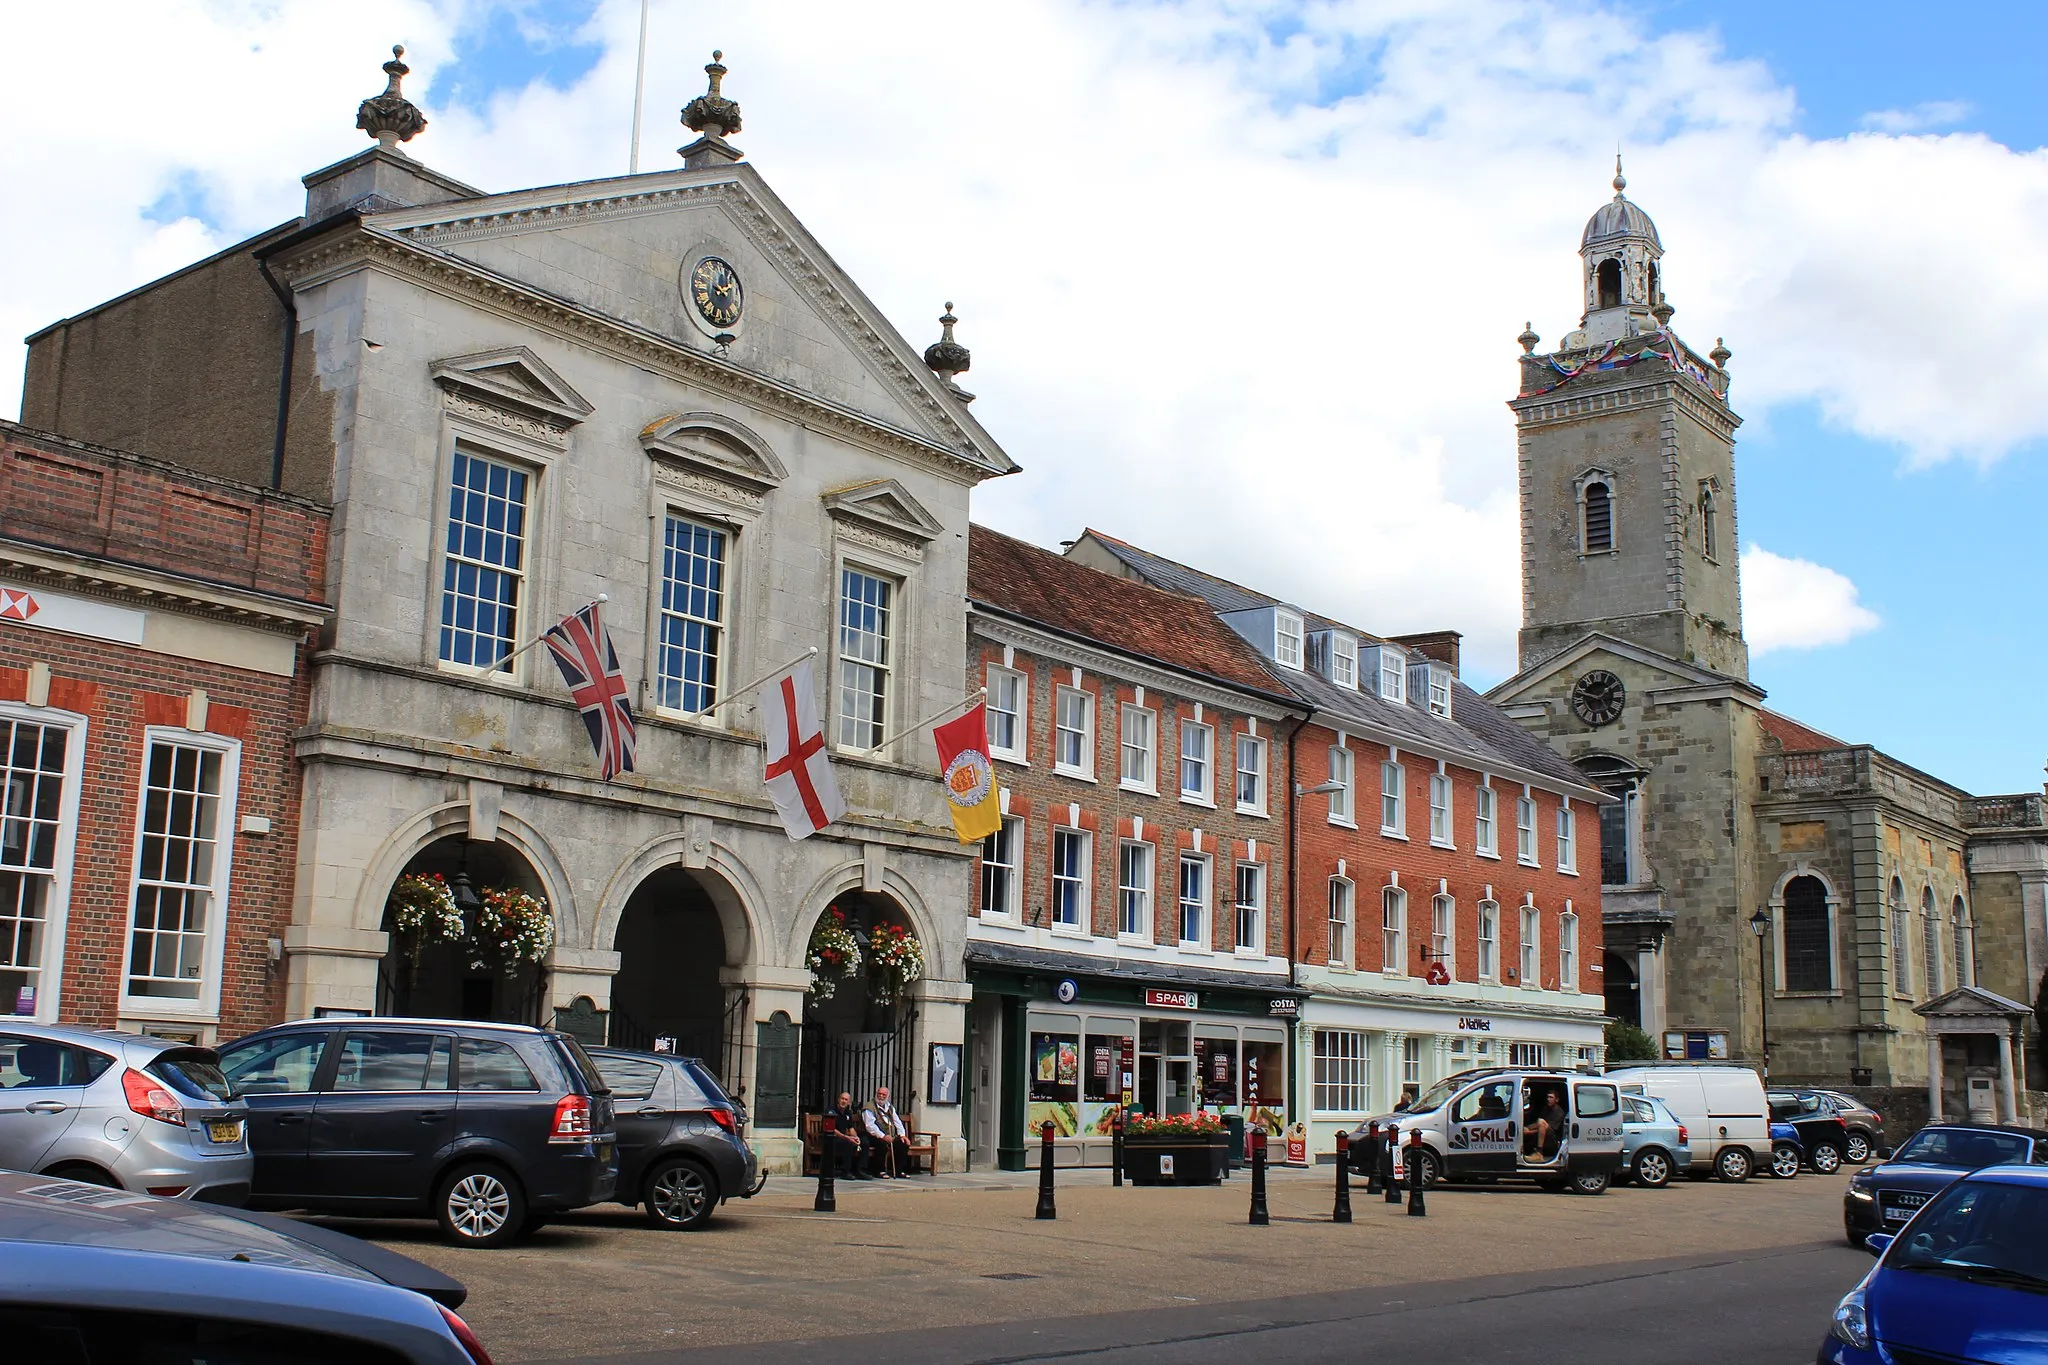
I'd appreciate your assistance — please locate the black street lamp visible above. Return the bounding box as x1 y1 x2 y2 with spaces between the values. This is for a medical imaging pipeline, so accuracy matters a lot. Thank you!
1749 907 1771 1080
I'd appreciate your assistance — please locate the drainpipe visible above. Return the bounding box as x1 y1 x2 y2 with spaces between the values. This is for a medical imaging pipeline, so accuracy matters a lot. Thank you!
1283 712 1311 1122
256 256 296 491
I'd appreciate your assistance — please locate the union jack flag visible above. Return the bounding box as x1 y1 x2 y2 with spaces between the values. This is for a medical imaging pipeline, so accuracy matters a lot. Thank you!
543 601 637 781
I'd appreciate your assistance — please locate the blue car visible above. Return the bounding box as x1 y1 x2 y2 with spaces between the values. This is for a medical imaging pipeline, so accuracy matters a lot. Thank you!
1844 1123 2048 1246
1824 1164 2048 1364
1619 1093 1691 1188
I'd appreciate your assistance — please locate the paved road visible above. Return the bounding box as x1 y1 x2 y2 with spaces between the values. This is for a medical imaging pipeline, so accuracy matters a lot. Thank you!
548 1240 1869 1365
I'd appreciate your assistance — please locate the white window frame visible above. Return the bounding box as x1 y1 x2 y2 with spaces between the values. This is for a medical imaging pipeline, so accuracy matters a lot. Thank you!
436 444 535 681
1427 668 1452 718
1520 905 1541 987
1234 862 1267 957
1380 760 1406 837
1117 841 1154 941
1235 733 1267 815
1178 854 1211 949
1179 719 1214 806
1332 635 1358 688
1557 801 1577 874
1477 900 1500 982
1274 611 1304 669
0 705 87 1025
980 815 1022 920
1313 1029 1369 1115
1381 885 1407 976
1431 893 1455 976
1509 1042 1544 1069
1327 877 1354 968
1475 784 1498 858
1054 686 1094 779
1051 827 1091 933
835 565 897 751
1429 771 1453 847
122 728 240 1019
653 512 731 719
1516 793 1539 866
1119 703 1157 793
1402 1036 1423 1089
1560 911 1579 992
985 665 1027 764
1378 649 1406 703
1328 746 1355 826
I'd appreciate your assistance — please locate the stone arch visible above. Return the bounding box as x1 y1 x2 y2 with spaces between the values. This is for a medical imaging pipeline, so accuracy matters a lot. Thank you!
1771 863 1837 994
785 861 942 970
352 800 577 942
1769 862 1838 905
591 832 765 968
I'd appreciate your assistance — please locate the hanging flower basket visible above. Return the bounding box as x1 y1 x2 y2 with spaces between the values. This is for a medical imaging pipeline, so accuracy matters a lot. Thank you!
387 873 464 946
865 922 925 1006
469 886 556 975
806 908 863 1001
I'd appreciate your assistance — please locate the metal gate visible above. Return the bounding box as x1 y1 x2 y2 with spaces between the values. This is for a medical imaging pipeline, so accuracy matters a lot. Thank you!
608 985 749 1089
801 1007 918 1117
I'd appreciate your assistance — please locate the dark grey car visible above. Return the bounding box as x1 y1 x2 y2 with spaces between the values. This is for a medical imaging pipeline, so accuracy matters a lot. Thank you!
588 1047 759 1230
220 1017 616 1248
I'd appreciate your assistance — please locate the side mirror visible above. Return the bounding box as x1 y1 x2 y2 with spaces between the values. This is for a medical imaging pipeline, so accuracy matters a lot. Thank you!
1863 1233 1893 1257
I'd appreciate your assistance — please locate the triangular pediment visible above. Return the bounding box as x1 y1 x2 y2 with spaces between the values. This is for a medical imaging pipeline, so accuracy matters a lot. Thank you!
641 411 787 492
429 347 593 427
1489 632 1750 704
822 479 943 544
1916 985 2032 1020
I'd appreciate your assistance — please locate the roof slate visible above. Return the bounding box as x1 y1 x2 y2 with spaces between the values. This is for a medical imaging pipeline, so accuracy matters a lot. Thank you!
1759 709 1846 754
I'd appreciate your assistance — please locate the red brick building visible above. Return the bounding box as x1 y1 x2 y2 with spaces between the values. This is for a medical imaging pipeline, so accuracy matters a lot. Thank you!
963 527 1306 1169
0 422 328 1043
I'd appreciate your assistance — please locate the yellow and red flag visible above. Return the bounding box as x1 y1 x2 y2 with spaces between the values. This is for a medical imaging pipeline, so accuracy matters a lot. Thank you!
934 703 1002 844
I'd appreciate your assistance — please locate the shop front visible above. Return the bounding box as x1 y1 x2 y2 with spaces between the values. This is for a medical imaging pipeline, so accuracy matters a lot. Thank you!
964 942 1301 1170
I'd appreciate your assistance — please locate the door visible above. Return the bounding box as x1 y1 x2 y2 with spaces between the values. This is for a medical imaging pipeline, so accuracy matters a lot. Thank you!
1518 1078 1571 1168
1570 1081 1624 1160
308 1030 454 1204
218 1029 333 1201
592 1051 668 1194
967 999 997 1169
1445 1079 1517 1176
0 1033 106 1170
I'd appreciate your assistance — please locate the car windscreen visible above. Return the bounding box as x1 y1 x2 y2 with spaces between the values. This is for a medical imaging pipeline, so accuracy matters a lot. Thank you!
1406 1076 1464 1115
150 1049 233 1102
1889 1180 2048 1289
1894 1128 2033 1168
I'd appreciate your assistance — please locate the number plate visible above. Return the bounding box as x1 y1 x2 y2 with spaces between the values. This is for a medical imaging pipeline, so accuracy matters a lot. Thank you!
207 1120 242 1145
1881 1192 1926 1223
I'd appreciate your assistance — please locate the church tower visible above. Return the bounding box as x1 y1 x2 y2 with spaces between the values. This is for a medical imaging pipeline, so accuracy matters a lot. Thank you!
1510 162 1748 681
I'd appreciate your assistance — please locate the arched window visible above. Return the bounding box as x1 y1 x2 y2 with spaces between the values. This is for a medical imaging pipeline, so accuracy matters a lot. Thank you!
1952 896 1972 988
1647 260 1660 306
1889 878 1911 995
1782 876 1831 993
1922 886 1943 997
1698 482 1719 561
1597 258 1623 309
1582 481 1614 554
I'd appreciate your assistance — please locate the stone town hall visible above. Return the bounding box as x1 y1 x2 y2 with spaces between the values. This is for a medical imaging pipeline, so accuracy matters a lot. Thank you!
1489 164 2048 1126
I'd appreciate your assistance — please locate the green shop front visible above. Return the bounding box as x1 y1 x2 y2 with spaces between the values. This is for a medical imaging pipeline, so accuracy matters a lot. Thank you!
964 942 1303 1171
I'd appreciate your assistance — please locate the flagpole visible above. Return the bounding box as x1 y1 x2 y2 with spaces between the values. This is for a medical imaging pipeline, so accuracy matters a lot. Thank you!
866 687 986 758
628 0 650 173
480 593 608 674
681 646 819 721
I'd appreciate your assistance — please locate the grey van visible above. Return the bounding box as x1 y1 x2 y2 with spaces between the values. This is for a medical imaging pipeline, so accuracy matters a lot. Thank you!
1348 1068 1624 1193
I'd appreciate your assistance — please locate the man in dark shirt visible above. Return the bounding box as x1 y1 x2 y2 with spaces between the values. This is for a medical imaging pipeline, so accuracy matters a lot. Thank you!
1535 1089 1569 1160
829 1091 869 1179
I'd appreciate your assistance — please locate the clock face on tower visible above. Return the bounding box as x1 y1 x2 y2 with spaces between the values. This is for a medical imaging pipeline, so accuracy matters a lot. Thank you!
1570 670 1626 727
685 255 743 329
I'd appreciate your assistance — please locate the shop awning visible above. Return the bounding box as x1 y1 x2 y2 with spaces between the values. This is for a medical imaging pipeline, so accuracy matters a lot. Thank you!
964 940 1305 1000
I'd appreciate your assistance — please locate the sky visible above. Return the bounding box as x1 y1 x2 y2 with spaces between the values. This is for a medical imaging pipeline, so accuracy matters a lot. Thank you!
3 0 2043 795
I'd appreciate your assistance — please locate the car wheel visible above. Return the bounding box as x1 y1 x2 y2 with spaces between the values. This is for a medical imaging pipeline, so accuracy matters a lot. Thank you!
1569 1166 1611 1195
645 1157 718 1231
436 1163 526 1249
1715 1146 1753 1183
1770 1143 1802 1179
1633 1149 1673 1189
1401 1147 1442 1189
1845 1132 1872 1164
1809 1142 1843 1175
45 1163 120 1189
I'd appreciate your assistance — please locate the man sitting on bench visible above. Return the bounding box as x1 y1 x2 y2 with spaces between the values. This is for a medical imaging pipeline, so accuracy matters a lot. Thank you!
863 1086 914 1178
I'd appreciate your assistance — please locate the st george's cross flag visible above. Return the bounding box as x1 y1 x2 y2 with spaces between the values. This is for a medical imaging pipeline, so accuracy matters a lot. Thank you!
933 703 1001 843
759 656 846 840
543 601 638 781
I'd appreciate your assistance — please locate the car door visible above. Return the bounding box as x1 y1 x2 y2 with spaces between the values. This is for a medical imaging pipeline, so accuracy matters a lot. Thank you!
218 1029 333 1201
451 1035 551 1181
1445 1079 1517 1176
1569 1080 1624 1161
308 1029 454 1205
594 1053 670 1196
0 1034 102 1170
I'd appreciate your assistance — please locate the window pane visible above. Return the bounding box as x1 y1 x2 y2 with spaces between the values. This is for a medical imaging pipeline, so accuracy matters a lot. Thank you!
127 740 227 1001
1180 722 1210 798
439 450 529 670
331 1032 444 1091
596 1054 663 1101
658 517 726 714
458 1037 540 1091
220 1032 329 1096
837 570 892 749
1179 857 1206 945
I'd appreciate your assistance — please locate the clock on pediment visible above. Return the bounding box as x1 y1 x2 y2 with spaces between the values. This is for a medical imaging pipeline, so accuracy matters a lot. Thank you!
682 254 744 331
1570 670 1626 727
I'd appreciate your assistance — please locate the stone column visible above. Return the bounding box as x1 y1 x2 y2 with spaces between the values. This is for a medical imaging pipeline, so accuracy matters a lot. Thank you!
733 965 811 1175
1997 1028 2019 1126
908 976 973 1173
1382 1031 1407 1110
1927 1032 1944 1123
542 946 620 1018
1637 939 1666 1038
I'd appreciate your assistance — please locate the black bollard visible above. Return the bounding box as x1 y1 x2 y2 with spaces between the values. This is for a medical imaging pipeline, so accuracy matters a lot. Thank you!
1384 1127 1403 1204
1248 1129 1270 1225
1111 1109 1124 1188
1333 1130 1352 1223
1035 1120 1058 1220
1363 1121 1380 1194
814 1115 837 1214
1407 1130 1428 1217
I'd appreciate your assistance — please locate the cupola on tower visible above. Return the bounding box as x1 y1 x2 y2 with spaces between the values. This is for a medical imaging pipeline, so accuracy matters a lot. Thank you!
1509 162 1748 680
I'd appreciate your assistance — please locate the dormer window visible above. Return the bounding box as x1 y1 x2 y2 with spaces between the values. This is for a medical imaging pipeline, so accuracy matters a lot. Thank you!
1331 634 1357 688
1274 611 1304 670
1377 647 1405 703
1406 659 1456 719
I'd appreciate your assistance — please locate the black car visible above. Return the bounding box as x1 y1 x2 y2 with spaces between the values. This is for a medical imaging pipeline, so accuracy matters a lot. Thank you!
586 1047 759 1230
218 1018 617 1249
1772 1087 1885 1164
1842 1122 2048 1246
1767 1093 1849 1173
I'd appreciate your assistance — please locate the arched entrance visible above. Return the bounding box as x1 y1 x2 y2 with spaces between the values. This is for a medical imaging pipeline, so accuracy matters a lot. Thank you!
1603 949 1640 1028
378 836 548 1024
608 867 748 1086
799 892 922 1117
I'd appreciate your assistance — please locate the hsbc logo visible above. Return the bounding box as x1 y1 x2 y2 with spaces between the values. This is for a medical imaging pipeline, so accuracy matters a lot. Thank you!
0 589 39 621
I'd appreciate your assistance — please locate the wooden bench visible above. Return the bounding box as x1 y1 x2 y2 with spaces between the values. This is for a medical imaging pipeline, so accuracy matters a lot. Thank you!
801 1111 940 1176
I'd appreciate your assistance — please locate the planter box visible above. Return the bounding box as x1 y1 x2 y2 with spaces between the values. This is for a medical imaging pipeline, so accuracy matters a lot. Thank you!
1122 1135 1229 1186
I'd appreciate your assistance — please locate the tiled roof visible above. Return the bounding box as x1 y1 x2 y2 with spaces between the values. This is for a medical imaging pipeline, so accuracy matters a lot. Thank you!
967 526 1292 699
1078 530 1595 792
1759 709 1847 754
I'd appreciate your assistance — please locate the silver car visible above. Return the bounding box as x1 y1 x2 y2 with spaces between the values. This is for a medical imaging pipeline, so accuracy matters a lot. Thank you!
0 1023 251 1203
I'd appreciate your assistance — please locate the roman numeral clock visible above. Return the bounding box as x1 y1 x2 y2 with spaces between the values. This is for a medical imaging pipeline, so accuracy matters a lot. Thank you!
683 254 744 331
1570 669 1626 727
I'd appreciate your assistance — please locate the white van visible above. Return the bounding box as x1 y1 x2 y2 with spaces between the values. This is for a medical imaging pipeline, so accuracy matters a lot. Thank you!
1346 1069 1625 1194
1604 1064 1771 1182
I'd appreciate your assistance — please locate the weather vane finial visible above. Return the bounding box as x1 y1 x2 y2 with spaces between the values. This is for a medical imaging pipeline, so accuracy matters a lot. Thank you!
357 44 428 150
1613 151 1627 198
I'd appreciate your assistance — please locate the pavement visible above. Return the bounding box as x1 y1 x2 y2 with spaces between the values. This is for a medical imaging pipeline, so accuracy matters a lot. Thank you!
331 1165 1864 1362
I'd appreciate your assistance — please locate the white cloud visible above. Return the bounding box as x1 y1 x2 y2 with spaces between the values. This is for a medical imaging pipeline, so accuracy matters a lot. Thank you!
1739 543 1882 655
0 1 2035 680
1860 100 1972 133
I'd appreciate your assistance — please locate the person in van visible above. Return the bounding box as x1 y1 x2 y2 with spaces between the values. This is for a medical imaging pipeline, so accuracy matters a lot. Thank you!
1524 1087 1567 1161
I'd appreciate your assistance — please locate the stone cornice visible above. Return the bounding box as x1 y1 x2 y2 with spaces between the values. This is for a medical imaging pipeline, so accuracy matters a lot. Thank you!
273 223 1003 486
1512 370 1739 444
0 537 329 634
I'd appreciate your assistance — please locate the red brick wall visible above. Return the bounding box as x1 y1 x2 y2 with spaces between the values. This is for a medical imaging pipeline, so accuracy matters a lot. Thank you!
1290 722 1602 993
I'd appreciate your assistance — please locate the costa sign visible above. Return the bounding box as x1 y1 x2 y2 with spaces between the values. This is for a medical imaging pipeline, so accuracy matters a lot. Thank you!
1144 988 1199 1010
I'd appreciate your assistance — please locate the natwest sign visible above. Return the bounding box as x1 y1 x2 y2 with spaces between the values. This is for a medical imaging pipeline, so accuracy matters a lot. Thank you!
1144 988 1199 1011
